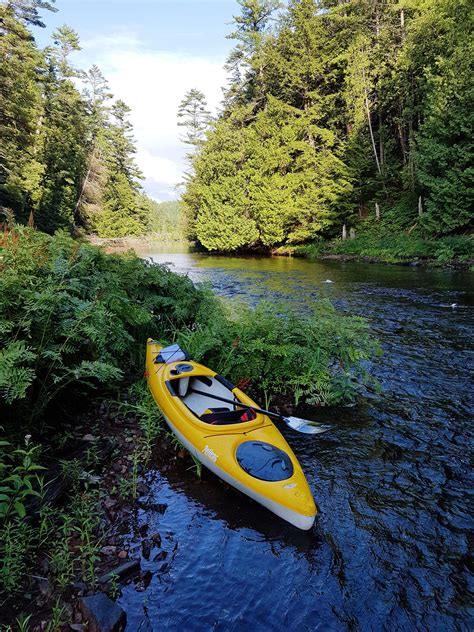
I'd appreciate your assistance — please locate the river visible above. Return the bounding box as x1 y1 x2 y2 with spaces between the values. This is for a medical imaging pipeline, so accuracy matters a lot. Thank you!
118 245 473 631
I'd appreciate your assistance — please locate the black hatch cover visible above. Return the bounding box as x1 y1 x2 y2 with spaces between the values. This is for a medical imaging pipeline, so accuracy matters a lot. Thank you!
236 441 294 481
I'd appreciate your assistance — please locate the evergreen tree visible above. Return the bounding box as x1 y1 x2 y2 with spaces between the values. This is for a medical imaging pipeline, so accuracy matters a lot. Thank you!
5 0 57 28
92 100 148 237
185 0 473 249
0 4 44 220
82 64 113 132
51 24 81 78
416 1 474 234
177 88 212 149
106 100 142 187
35 26 88 232
224 0 281 108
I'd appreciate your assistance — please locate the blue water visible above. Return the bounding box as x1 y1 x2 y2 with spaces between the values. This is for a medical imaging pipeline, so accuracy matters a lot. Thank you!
118 250 473 631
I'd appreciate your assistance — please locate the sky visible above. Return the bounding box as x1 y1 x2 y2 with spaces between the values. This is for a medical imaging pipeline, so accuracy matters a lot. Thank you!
33 0 238 201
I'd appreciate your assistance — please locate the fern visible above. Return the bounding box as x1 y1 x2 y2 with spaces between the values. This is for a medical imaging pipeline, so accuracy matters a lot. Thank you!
0 342 35 404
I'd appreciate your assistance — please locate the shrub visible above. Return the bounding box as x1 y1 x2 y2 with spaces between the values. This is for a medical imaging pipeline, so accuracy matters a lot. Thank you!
177 299 381 408
0 226 205 428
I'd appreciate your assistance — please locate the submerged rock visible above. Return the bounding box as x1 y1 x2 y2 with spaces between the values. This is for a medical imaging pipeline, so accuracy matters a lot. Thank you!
151 533 161 547
141 539 152 560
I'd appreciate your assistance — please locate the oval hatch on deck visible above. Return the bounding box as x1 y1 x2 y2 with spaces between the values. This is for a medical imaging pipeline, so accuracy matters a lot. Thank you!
236 441 294 482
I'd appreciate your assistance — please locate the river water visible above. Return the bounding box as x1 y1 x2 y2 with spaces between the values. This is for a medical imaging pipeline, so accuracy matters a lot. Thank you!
118 246 473 631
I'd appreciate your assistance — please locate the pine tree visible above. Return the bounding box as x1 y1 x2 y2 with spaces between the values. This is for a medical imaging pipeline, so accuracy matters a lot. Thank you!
35 26 88 232
92 100 148 237
51 24 81 78
106 100 142 187
177 89 212 149
224 0 281 108
416 0 474 234
5 0 57 28
0 4 44 220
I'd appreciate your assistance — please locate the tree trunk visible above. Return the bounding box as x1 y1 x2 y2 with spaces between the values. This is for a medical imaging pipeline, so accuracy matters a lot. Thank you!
362 67 382 176
379 111 384 168
375 202 380 220
342 224 347 240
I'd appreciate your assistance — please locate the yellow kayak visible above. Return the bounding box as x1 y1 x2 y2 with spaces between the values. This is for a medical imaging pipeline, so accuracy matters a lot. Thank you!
146 339 317 530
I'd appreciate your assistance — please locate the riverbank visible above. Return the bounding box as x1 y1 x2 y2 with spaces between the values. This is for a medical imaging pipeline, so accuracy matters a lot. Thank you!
273 234 473 268
0 391 196 630
86 233 189 254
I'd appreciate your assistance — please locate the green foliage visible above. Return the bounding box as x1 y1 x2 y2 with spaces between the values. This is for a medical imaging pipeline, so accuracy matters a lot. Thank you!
184 0 473 250
0 227 205 426
0 437 44 520
417 30 474 235
117 381 163 459
148 199 186 240
0 436 44 593
118 450 140 501
0 431 104 597
294 232 473 264
0 6 154 238
0 518 35 593
177 298 381 408
0 342 36 404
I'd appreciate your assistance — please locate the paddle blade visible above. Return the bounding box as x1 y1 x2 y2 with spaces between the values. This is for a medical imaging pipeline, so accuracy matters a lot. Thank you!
283 416 331 435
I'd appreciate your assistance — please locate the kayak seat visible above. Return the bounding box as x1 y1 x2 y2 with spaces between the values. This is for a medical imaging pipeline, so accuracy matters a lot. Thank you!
200 407 257 425
178 376 190 397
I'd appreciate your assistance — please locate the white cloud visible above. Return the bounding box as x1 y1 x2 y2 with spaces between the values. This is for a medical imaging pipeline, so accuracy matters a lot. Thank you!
136 148 180 186
78 34 227 199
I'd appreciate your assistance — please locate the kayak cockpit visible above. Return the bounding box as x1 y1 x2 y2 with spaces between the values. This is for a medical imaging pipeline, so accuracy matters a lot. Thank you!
166 374 257 426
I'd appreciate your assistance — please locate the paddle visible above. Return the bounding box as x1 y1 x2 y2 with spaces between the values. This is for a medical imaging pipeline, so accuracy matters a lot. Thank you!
189 387 330 435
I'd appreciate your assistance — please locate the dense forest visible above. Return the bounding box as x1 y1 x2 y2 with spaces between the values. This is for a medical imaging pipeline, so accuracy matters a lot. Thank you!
1 0 472 256
183 0 473 252
0 0 158 237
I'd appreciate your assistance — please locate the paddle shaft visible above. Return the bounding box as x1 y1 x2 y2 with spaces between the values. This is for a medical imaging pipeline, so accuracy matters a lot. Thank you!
189 387 284 422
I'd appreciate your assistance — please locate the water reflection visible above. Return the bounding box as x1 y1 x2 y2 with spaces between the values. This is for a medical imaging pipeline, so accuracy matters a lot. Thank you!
117 244 473 631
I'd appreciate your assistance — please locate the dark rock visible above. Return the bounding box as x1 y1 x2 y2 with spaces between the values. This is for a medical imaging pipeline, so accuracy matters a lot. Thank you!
150 533 161 547
153 551 167 562
136 481 149 495
117 550 128 559
158 563 169 573
112 463 122 473
137 501 167 513
100 546 117 556
104 497 118 510
142 570 153 588
141 539 152 560
79 593 126 632
98 560 141 585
